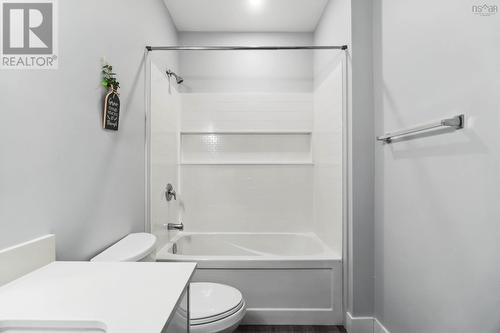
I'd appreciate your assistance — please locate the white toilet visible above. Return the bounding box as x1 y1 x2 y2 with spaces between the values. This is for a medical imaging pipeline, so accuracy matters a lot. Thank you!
91 233 246 333
189 282 246 333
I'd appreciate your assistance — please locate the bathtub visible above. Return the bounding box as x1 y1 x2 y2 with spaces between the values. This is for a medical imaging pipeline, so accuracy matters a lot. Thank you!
156 232 342 325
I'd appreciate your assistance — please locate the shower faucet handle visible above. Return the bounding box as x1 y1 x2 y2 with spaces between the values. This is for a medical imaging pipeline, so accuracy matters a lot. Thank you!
166 183 177 201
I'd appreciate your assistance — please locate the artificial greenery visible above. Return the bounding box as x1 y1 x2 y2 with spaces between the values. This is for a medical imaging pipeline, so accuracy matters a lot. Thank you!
101 64 120 91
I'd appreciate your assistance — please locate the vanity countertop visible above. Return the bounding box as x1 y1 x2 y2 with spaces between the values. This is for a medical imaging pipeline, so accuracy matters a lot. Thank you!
0 261 196 333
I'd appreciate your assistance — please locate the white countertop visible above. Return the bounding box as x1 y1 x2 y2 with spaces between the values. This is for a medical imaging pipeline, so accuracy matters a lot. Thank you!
0 262 197 333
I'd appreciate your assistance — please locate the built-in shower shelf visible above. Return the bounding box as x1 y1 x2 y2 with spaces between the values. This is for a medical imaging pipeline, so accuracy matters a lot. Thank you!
180 131 313 165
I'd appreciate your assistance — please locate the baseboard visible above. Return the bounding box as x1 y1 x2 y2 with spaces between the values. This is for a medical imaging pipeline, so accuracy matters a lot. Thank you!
0 235 55 286
345 312 390 333
345 312 374 333
374 319 390 333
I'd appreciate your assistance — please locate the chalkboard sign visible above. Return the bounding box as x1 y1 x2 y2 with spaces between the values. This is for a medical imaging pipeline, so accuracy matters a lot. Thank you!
103 90 120 131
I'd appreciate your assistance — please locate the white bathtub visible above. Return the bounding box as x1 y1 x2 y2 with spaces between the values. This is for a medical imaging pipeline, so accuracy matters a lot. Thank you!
156 232 342 325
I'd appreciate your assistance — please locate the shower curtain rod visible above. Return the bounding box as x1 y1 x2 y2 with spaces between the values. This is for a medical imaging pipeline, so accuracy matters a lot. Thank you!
146 45 348 51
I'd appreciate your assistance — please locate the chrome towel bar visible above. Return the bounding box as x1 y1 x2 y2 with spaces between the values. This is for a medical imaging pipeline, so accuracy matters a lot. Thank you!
377 114 465 144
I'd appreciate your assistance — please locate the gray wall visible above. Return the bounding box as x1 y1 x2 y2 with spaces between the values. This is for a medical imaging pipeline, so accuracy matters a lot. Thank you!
0 0 178 260
351 0 375 316
373 0 500 331
348 0 375 317
316 0 375 317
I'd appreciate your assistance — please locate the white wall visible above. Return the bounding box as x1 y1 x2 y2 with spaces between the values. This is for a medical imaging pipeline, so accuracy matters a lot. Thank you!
373 0 500 332
0 0 178 260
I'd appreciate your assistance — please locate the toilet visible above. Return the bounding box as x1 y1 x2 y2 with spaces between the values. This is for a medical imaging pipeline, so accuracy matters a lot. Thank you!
91 233 246 333
189 282 246 333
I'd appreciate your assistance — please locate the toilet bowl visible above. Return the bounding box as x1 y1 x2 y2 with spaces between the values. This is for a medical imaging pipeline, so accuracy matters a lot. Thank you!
190 282 246 333
91 233 246 333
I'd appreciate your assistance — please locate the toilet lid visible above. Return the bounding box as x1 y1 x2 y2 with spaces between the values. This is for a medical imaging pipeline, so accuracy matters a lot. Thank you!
190 283 244 323
90 233 157 262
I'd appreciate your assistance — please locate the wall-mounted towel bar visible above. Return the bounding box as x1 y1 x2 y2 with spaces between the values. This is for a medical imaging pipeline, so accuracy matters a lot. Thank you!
377 114 465 144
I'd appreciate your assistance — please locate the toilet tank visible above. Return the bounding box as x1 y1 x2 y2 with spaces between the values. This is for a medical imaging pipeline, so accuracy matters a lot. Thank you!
91 233 157 262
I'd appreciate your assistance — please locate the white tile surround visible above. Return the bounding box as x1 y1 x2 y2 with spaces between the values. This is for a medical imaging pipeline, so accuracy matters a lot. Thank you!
181 93 313 132
181 165 314 232
149 32 345 260
313 61 344 253
149 63 343 255
181 133 312 165
149 63 181 247
0 235 55 286
179 92 315 234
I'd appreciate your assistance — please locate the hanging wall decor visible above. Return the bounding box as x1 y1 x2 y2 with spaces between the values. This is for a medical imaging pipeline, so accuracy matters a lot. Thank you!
101 63 121 131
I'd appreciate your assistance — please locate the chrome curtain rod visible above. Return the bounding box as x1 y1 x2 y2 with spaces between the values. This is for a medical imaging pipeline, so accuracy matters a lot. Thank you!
377 114 465 144
146 45 348 51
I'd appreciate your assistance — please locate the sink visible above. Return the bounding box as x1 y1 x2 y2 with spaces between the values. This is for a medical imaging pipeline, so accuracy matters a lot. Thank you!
0 320 107 333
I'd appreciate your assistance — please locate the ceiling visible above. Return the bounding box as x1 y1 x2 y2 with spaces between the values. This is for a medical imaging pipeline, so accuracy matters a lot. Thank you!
163 0 329 32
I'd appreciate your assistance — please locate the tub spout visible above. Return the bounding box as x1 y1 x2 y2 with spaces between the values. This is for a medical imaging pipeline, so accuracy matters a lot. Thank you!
166 222 184 231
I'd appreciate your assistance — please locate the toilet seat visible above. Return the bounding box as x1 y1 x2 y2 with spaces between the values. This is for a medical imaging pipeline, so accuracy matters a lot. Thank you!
190 283 246 333
191 299 245 325
190 300 246 333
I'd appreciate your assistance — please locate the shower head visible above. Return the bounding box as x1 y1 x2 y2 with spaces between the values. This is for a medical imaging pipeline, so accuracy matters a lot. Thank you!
166 70 184 84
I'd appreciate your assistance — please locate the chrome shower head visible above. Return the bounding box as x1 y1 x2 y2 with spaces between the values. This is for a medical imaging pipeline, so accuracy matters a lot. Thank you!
166 70 184 84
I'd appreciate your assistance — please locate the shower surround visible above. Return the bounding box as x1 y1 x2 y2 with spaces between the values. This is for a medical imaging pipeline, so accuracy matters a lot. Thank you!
147 32 346 325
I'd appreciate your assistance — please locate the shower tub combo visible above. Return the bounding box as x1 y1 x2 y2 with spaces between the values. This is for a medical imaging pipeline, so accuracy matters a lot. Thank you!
156 232 342 325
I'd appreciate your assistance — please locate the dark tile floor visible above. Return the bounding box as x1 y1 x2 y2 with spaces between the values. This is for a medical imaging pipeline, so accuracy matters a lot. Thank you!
235 326 347 333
